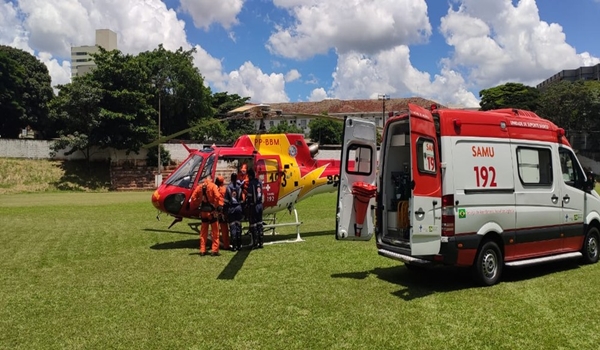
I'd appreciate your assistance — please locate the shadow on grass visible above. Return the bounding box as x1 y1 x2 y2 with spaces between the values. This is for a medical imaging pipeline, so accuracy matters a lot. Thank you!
143 228 198 236
150 239 198 250
217 248 253 280
332 259 583 301
51 160 111 191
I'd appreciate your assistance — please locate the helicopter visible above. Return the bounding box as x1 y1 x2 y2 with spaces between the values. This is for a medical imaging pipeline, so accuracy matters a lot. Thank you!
150 131 351 243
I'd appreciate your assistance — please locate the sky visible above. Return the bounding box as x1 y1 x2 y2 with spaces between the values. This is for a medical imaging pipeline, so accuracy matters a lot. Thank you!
1 0 599 108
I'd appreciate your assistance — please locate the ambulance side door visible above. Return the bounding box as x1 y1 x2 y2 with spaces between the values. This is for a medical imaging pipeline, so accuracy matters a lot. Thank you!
336 117 378 240
558 147 586 251
408 104 442 256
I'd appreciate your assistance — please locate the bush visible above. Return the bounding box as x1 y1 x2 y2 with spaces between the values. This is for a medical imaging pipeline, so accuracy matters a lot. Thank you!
146 145 171 167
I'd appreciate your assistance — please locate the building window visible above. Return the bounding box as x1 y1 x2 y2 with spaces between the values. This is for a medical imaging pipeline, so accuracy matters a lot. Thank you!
300 119 307 127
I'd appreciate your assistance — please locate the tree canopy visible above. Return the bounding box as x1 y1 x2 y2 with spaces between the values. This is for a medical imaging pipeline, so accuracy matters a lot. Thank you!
537 80 600 132
479 82 540 111
50 49 156 160
0 45 54 138
308 118 343 144
137 45 213 139
267 120 304 134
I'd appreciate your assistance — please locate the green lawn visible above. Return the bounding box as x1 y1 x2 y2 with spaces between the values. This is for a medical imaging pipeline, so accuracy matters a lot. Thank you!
1 191 600 349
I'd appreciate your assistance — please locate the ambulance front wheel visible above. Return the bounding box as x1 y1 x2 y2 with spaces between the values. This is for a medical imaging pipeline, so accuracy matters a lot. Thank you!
581 227 599 264
473 240 503 287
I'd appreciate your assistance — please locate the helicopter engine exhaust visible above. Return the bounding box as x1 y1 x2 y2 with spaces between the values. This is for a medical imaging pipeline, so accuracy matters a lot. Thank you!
308 143 319 158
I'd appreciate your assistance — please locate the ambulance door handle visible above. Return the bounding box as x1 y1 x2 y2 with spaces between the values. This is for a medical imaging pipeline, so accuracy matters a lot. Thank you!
563 194 570 204
551 194 559 204
415 208 425 220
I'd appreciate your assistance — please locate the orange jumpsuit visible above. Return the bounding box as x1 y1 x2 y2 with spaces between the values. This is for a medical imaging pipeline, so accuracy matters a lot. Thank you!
191 177 223 255
217 178 230 250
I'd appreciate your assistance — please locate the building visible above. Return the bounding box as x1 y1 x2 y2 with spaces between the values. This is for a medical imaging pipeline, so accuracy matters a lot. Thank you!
70 29 118 77
226 97 443 141
536 63 600 90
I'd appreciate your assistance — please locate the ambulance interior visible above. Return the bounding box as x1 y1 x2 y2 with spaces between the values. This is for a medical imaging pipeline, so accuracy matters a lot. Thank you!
381 120 413 243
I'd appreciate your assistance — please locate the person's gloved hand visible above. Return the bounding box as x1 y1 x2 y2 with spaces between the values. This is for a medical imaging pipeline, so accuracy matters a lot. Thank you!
217 206 223 213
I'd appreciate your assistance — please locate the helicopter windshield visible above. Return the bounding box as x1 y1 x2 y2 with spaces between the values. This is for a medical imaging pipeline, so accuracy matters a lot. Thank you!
164 154 204 189
199 154 216 181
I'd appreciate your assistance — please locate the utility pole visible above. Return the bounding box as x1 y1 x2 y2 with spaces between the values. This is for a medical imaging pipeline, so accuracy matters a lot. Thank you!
378 94 390 125
157 93 161 175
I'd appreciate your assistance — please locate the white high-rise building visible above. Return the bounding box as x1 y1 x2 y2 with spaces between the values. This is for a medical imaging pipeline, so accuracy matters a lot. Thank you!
70 29 118 77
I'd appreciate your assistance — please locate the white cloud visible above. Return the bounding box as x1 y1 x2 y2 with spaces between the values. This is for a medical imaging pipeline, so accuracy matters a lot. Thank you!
0 0 291 102
217 62 289 103
179 0 245 30
285 69 301 82
308 88 328 102
37 52 72 88
330 47 480 107
439 0 600 87
268 0 431 59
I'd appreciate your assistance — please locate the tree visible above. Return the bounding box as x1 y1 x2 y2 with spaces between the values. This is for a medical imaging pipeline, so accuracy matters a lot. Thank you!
189 117 230 142
50 49 156 161
479 82 540 111
212 92 255 143
537 80 599 131
0 45 54 138
137 45 213 140
189 92 254 143
308 118 343 144
267 120 304 134
48 78 103 161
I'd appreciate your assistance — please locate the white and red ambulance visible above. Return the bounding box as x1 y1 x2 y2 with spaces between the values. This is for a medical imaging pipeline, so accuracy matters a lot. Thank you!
336 103 600 286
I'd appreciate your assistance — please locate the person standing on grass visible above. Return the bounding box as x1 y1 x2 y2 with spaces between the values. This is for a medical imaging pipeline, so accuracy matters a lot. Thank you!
215 175 230 251
225 173 244 251
246 168 264 249
191 175 223 256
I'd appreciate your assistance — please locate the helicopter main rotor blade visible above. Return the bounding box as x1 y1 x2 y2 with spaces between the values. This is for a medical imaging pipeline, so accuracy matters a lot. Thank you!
142 115 240 149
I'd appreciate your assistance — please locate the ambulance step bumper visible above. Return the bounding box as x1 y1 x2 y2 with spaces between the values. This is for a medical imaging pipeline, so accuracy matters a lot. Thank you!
504 252 582 267
377 249 431 265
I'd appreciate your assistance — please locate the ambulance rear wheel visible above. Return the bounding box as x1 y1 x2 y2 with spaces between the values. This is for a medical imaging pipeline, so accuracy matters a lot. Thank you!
581 227 599 264
473 240 503 286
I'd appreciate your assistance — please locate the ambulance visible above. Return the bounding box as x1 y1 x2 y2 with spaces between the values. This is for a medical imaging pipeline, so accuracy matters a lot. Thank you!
336 103 600 286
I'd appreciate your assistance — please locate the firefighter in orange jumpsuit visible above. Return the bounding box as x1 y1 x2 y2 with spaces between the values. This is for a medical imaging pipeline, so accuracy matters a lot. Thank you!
191 175 223 256
215 175 230 250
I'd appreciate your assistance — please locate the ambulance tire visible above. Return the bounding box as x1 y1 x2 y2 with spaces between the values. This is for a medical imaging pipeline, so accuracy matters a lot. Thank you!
473 240 503 287
581 227 599 264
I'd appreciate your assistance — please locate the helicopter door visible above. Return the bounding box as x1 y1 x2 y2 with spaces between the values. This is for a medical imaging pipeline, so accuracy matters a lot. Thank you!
255 156 281 208
336 117 378 241
408 103 442 256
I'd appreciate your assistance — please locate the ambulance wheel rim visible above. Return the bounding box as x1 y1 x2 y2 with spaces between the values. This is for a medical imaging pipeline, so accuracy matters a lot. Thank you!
587 235 598 259
482 250 498 279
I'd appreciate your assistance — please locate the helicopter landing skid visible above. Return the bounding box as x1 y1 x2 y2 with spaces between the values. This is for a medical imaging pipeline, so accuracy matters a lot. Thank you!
262 207 304 245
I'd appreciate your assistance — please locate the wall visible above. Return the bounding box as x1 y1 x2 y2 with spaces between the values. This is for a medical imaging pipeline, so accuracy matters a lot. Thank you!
0 139 207 162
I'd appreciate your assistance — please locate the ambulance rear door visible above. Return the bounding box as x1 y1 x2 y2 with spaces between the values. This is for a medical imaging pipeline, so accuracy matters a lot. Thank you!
336 117 378 240
408 104 442 255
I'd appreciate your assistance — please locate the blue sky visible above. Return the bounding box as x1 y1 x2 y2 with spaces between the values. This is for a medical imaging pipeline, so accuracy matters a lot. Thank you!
1 0 599 107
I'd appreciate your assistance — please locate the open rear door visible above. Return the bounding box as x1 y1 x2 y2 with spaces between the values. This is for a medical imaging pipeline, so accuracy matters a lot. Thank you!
336 117 378 240
408 104 442 255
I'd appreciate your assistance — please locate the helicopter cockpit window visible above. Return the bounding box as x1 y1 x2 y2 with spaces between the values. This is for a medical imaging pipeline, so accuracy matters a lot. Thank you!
199 154 216 181
164 154 204 189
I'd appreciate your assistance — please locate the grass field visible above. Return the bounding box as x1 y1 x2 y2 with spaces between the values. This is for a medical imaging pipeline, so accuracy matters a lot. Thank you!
1 191 600 350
